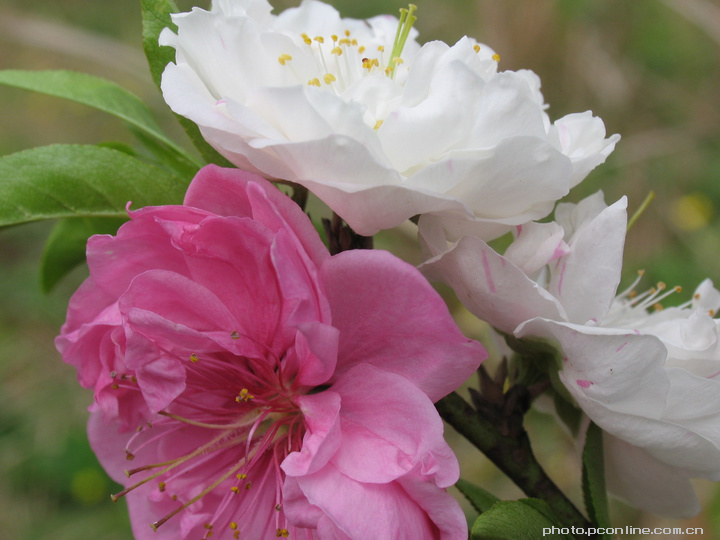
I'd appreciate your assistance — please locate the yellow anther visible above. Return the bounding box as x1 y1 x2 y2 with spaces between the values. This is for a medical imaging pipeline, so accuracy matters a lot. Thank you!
230 522 238 530
331 46 343 56
308 78 321 87
125 451 135 461
301 33 312 45
385 66 393 76
278 54 293 65
314 36 324 44
231 331 240 339
331 34 338 42
374 120 384 130
236 473 247 480
344 29 351 37
233 532 240 539
236 389 254 402
393 57 404 65
231 486 240 493
473 44 481 53
190 353 199 363
351 39 358 46
675 286 683 293
111 384 119 390
378 45 385 52
358 45 366 54
276 530 290 538
492 53 501 62
171 494 178 501
695 293 702 300
339 38 351 46
245 482 252 490
158 482 166 492
204 523 213 530
711 309 717 316
657 282 667 291
275 504 282 511
653 303 664 312
323 73 336 84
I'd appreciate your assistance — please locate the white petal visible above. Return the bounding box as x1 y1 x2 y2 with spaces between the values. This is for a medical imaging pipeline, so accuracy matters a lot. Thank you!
419 236 566 334
604 434 701 518
549 196 627 324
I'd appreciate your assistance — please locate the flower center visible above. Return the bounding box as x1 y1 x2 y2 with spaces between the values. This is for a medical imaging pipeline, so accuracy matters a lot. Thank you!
277 4 418 93
110 349 306 538
602 270 686 327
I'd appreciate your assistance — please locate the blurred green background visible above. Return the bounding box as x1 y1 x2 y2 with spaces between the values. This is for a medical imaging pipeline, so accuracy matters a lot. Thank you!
1 0 720 538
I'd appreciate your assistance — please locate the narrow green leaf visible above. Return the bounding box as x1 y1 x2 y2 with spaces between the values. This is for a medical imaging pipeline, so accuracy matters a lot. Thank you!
40 217 128 293
141 0 234 167
0 69 199 167
471 499 574 540
141 0 180 89
455 478 500 514
0 144 189 227
582 422 612 536
127 124 199 180
553 389 582 436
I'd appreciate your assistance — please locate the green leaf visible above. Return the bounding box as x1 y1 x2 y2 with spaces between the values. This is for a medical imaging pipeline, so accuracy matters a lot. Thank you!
582 422 612 536
40 217 128 293
141 0 234 167
0 69 199 168
0 144 189 227
455 478 500 514
471 499 575 540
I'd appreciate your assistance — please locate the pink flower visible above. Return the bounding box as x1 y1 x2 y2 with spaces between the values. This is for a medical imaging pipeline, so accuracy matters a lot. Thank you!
56 165 485 539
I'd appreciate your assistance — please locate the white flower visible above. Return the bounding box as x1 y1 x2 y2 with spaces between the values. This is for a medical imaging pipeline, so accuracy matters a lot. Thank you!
419 191 628 334
420 192 720 517
160 0 619 237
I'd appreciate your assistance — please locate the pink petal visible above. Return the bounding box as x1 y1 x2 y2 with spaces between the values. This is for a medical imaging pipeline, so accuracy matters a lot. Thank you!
321 249 485 402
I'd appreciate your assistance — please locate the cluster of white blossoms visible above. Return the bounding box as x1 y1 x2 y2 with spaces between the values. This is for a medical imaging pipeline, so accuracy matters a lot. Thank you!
160 0 719 521
421 192 720 517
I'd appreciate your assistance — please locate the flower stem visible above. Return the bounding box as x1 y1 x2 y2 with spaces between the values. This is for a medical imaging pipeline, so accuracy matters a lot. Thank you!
436 391 594 535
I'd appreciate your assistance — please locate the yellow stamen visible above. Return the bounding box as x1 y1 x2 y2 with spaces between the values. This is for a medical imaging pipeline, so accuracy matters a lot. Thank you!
230 522 238 530
190 353 199 363
492 53 501 62
374 120 384 130
150 458 248 531
301 33 312 45
314 36 324 44
236 389 254 403
323 73 336 84
277 54 293 66
473 44 481 53
277 529 290 538
308 78 321 87
331 46 343 56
